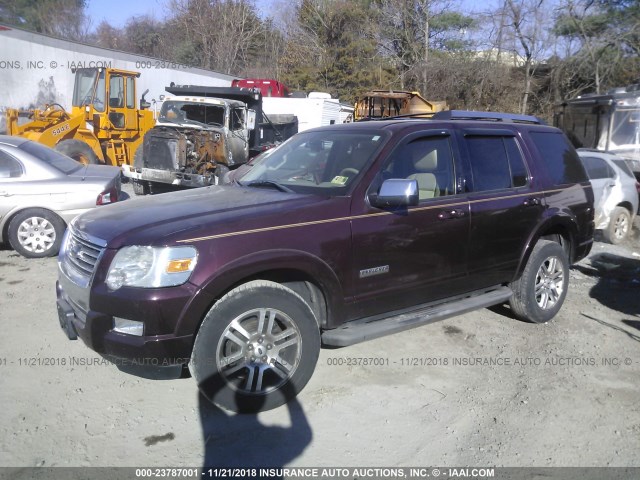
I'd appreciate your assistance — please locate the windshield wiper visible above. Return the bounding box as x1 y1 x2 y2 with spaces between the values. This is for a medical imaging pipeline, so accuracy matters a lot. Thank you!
245 180 293 193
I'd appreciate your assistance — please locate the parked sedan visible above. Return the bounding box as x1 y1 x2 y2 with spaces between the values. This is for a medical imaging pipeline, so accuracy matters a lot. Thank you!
578 149 639 244
0 136 121 258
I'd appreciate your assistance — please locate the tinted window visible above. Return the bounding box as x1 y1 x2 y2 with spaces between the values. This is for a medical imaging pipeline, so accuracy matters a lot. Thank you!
581 156 614 180
530 131 588 185
504 137 528 187
0 149 23 178
383 135 455 200
467 137 512 191
19 141 81 175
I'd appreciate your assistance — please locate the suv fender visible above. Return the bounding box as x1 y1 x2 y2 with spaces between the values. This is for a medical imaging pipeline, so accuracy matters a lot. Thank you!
175 249 345 336
515 214 579 280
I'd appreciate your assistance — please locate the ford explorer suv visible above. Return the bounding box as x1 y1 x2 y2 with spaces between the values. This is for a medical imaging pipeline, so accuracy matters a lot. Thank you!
56 110 594 413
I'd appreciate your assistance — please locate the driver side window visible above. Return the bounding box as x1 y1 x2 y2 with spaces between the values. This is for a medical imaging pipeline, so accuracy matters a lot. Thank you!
382 136 455 200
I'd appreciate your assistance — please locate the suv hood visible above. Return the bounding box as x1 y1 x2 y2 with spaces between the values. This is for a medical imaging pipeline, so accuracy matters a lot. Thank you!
72 185 333 248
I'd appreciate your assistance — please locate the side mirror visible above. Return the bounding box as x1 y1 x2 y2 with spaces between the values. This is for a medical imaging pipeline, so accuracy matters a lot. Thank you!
247 109 256 130
370 179 419 208
140 89 150 110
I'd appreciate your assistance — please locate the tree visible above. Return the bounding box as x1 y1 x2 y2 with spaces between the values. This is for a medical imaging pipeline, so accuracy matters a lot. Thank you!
0 0 88 40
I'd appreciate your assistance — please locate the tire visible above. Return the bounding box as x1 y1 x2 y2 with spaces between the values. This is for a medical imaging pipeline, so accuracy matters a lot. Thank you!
190 280 320 413
216 164 230 185
509 240 569 324
8 209 66 258
54 139 100 165
132 180 149 195
603 207 631 245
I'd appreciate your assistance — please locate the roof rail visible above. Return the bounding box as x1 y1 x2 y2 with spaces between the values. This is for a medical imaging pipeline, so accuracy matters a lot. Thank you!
432 110 546 125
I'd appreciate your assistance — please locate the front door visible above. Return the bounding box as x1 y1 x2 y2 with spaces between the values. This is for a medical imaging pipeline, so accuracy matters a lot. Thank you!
349 131 471 319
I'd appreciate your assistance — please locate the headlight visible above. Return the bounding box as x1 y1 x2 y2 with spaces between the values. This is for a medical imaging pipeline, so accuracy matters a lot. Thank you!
106 245 198 290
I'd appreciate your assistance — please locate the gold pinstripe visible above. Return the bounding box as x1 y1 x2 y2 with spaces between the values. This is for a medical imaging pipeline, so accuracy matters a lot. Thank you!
176 185 589 244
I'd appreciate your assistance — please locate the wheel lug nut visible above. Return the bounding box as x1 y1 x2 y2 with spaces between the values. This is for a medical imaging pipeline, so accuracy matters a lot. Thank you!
262 356 267 361
258 338 263 344
250 356 255 362
267 344 272 350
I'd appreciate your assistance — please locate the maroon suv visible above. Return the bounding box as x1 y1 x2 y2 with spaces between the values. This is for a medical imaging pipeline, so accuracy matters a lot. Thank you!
56 111 594 413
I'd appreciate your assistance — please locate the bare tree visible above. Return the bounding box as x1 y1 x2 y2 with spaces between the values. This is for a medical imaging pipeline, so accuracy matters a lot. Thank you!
498 0 551 114
169 0 264 75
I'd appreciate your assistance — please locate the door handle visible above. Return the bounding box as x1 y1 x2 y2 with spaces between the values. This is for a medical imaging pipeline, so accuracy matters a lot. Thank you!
0 191 9 197
523 197 540 206
438 209 465 220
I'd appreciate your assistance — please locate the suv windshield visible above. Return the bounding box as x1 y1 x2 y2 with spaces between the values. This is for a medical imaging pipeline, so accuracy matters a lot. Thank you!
159 101 226 127
239 130 387 195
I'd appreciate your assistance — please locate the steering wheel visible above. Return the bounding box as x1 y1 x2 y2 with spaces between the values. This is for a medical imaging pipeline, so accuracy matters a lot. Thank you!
338 168 359 178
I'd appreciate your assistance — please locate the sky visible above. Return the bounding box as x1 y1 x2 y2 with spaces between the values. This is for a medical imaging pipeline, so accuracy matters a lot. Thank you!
85 0 493 31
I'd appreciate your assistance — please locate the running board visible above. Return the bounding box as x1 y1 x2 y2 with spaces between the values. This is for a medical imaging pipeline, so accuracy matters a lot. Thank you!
322 286 513 347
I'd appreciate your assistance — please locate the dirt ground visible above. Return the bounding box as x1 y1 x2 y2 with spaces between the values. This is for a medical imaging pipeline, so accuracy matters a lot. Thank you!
1 189 639 471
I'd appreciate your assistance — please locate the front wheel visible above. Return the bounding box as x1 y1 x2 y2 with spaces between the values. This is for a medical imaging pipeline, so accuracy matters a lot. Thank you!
509 240 569 324
54 139 100 165
190 280 320 413
7 209 66 258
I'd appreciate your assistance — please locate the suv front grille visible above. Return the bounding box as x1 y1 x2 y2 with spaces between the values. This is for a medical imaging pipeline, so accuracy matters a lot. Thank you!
61 230 106 287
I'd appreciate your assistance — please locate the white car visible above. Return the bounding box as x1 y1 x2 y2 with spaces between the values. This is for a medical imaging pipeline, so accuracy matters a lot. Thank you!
578 149 639 244
0 136 121 258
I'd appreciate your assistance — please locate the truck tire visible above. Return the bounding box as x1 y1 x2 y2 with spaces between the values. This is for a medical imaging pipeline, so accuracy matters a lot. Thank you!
216 164 230 185
8 208 66 258
190 280 320 413
603 206 631 245
132 180 149 196
55 139 100 165
509 240 569 324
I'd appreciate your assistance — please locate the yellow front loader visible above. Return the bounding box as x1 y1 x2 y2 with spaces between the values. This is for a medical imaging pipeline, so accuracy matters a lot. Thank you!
5 67 155 165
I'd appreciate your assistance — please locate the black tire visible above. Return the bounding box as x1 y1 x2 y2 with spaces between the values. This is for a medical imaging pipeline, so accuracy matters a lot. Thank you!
603 206 631 245
8 209 66 258
216 164 230 185
132 180 149 195
509 240 569 324
54 139 100 165
190 280 320 413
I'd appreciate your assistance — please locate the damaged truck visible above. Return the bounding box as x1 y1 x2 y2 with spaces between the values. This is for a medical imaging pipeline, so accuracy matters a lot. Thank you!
122 85 297 194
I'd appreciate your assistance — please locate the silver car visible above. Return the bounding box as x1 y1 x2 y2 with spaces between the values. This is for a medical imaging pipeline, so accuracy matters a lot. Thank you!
0 136 121 258
578 149 639 244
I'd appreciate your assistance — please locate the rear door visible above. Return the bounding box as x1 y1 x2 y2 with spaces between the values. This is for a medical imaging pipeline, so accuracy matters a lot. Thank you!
458 128 545 287
579 154 616 225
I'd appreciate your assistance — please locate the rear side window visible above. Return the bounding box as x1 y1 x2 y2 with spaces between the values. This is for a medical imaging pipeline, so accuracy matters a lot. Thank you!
530 131 588 185
580 156 614 180
0 149 24 178
466 136 528 191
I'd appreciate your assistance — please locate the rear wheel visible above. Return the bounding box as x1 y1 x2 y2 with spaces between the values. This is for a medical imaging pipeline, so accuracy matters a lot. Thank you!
509 240 569 324
54 139 100 165
190 280 320 413
8 209 66 258
603 206 631 245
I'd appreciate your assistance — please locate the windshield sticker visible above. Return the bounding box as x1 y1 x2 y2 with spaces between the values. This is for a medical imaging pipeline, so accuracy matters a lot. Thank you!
331 176 349 185
372 135 380 141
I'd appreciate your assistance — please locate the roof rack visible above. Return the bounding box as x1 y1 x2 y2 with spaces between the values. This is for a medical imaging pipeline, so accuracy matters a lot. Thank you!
432 110 546 125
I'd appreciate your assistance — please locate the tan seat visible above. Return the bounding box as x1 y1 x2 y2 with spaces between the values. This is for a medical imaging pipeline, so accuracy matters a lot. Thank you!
407 172 438 199
408 149 439 199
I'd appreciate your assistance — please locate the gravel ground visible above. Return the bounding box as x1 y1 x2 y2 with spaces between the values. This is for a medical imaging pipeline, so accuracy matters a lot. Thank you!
0 188 639 471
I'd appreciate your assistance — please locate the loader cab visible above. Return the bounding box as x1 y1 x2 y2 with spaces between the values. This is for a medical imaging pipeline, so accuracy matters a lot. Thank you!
71 67 142 133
